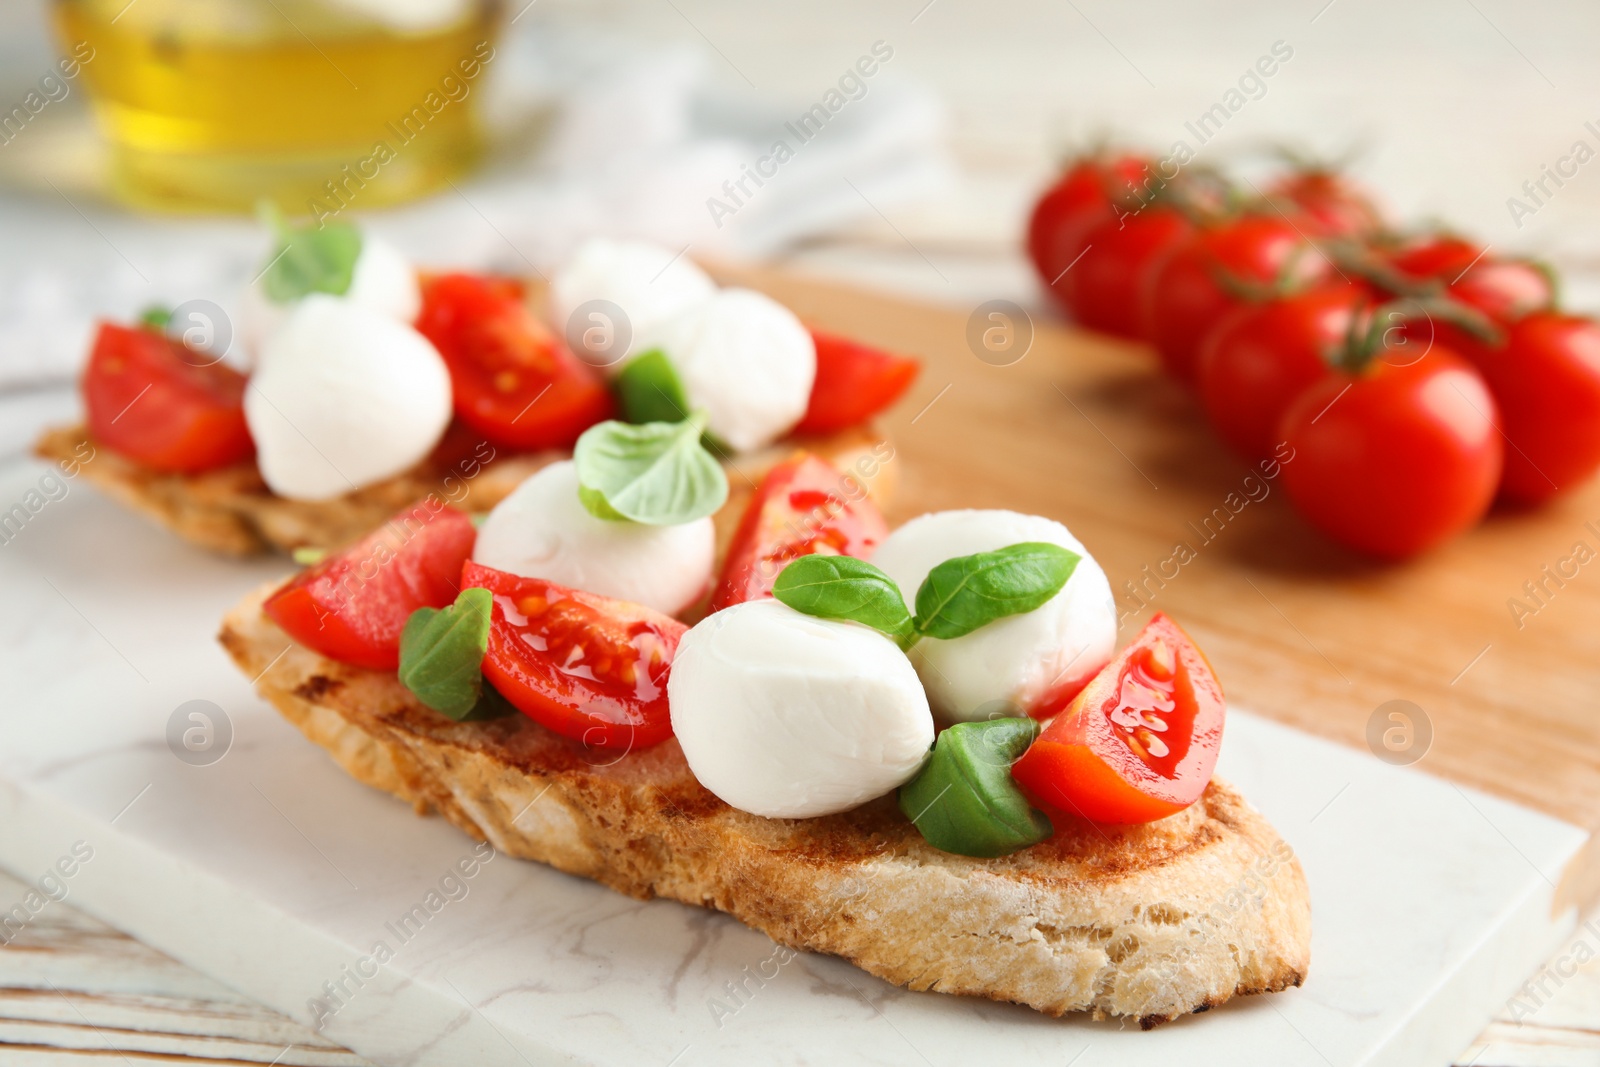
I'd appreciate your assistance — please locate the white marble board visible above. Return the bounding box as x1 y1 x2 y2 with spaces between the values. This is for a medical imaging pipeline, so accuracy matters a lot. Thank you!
0 457 1587 1067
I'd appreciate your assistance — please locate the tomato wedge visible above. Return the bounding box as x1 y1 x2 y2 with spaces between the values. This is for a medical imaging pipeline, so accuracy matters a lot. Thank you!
464 561 685 749
82 322 254 473
794 330 919 435
1012 613 1224 825
264 502 476 670
415 273 614 451
711 453 889 612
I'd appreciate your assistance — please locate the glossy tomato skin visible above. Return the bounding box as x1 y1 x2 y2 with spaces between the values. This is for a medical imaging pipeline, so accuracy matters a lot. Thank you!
82 322 254 473
415 273 614 452
1196 284 1366 463
1012 613 1224 825
1266 171 1383 239
1279 348 1502 558
711 453 889 612
794 330 919 435
1382 237 1553 356
1142 216 1333 385
1028 155 1151 290
464 562 685 749
1467 313 1600 504
264 502 477 670
1063 206 1195 339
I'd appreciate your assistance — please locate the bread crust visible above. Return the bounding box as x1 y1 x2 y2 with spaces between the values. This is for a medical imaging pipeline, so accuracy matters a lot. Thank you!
35 423 895 557
219 589 1310 1027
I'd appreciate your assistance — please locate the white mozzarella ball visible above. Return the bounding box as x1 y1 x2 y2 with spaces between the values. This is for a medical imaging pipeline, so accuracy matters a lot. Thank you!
669 600 933 819
548 238 715 369
239 233 420 365
871 510 1117 723
656 288 815 452
245 296 452 501
473 460 714 616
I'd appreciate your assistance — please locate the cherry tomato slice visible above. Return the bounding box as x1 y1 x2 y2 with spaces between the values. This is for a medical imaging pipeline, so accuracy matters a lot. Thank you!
1142 216 1332 384
1013 613 1224 825
1063 206 1195 340
82 322 254 473
1197 284 1367 463
711 452 889 612
1278 347 1502 559
415 273 614 452
464 561 685 749
264 502 477 670
794 330 919 435
1468 312 1600 504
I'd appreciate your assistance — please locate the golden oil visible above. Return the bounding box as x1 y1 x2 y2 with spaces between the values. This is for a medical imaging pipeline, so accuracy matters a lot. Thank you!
52 0 501 214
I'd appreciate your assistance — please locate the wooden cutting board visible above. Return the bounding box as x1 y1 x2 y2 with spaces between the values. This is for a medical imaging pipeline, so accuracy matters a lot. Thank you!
719 264 1600 893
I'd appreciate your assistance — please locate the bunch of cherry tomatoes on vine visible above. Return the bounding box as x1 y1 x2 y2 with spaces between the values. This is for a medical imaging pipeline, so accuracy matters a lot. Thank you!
1026 152 1600 560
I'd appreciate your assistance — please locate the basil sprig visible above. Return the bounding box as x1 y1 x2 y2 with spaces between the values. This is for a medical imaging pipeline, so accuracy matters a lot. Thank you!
616 349 691 425
899 717 1053 857
398 588 511 722
258 203 362 304
772 541 1078 650
573 414 728 525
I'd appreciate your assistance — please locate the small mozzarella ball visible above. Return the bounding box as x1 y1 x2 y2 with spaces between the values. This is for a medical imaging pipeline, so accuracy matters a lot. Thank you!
473 460 714 615
871 510 1117 723
669 600 933 819
239 233 420 366
656 288 815 452
548 238 715 369
245 296 452 501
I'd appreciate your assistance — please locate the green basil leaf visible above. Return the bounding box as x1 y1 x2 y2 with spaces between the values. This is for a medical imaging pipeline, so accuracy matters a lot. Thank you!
573 414 728 525
258 203 362 303
616 349 691 425
771 555 914 647
913 542 1079 642
398 588 493 721
139 305 173 330
898 717 1052 858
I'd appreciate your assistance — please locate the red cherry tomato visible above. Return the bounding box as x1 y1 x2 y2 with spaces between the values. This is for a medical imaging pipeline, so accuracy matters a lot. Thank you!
415 273 614 452
1265 170 1384 239
1466 313 1600 504
1062 206 1195 339
464 562 684 749
711 452 889 612
794 330 920 435
82 322 254 473
1196 285 1367 463
264 502 477 670
1013 613 1224 825
1028 155 1152 293
1278 346 1502 558
1143 216 1333 385
1383 237 1553 341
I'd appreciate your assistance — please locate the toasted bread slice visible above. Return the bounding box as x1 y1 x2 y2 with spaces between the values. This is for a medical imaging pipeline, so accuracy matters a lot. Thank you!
219 590 1310 1028
35 423 895 557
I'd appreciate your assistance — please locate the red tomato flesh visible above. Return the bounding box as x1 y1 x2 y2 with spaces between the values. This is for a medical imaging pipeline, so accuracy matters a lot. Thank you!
415 273 614 452
82 322 254 473
464 562 685 749
264 502 477 670
1013 613 1224 825
711 452 889 612
794 330 919 435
